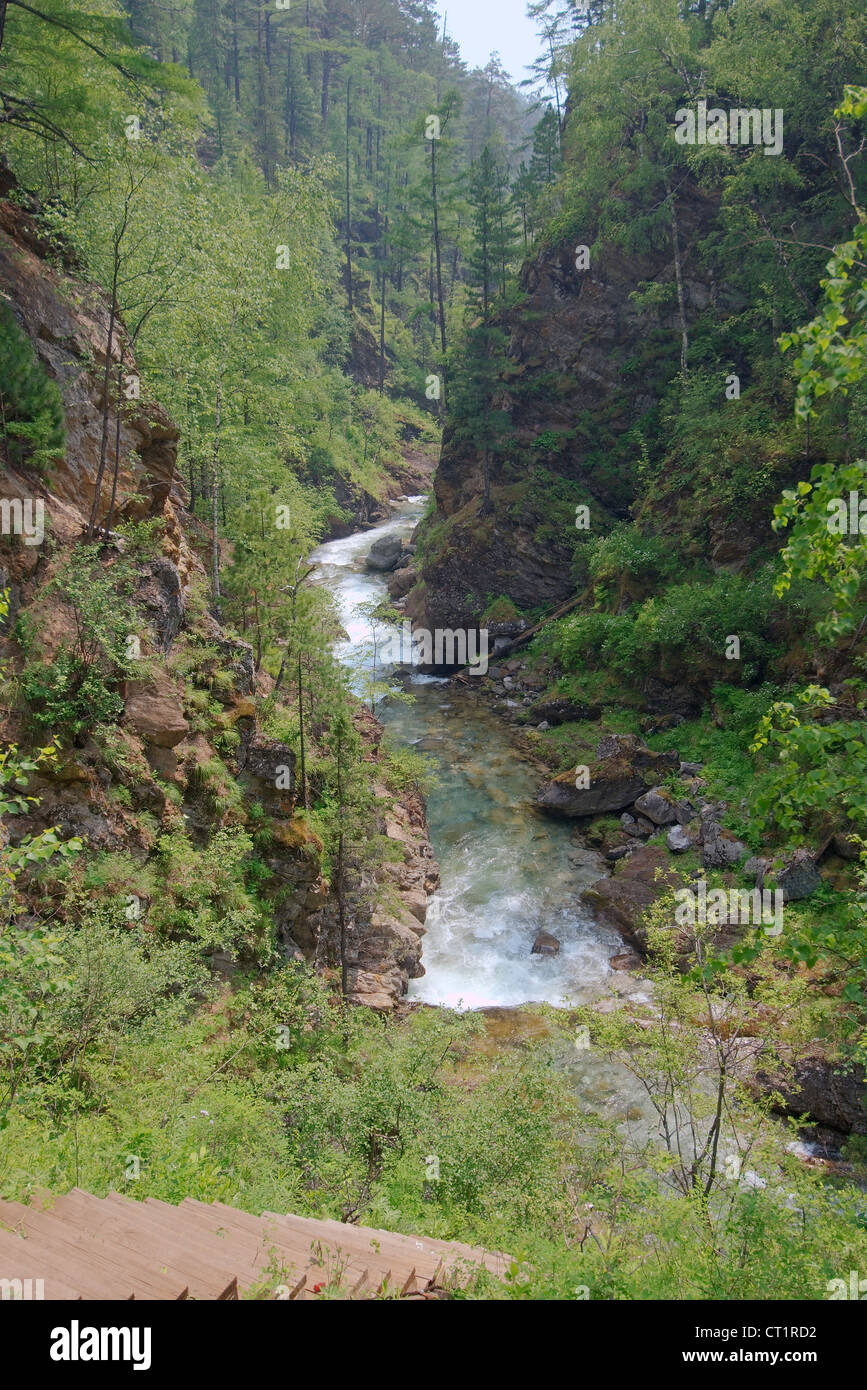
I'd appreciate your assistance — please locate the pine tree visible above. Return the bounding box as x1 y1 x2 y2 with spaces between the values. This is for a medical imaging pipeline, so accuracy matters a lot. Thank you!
451 146 520 515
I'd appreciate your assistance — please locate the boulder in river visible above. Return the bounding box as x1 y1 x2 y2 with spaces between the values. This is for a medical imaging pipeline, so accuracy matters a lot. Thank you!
581 846 681 950
532 930 561 956
366 534 403 571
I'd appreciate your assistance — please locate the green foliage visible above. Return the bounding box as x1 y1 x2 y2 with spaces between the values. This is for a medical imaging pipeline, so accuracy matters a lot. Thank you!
148 828 272 963
0 715 82 1124
0 302 65 471
751 684 867 838
20 546 137 736
551 567 787 684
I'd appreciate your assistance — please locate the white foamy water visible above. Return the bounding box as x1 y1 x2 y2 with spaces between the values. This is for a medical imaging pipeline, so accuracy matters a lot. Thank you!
311 497 620 1009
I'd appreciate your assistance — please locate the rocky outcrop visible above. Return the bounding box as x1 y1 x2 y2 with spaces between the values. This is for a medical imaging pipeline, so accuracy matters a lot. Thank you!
122 671 190 748
345 786 439 1010
537 734 679 817
0 195 181 533
582 846 680 949
408 179 722 637
135 559 185 656
762 1053 867 1137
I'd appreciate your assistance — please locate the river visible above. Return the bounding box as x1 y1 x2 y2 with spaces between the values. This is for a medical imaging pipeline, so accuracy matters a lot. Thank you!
311 497 622 1011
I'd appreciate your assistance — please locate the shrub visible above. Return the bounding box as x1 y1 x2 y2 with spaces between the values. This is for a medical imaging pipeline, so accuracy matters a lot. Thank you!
0 303 65 472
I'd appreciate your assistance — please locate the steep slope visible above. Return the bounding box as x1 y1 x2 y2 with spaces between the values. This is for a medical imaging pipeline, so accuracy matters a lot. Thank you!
0 185 434 1012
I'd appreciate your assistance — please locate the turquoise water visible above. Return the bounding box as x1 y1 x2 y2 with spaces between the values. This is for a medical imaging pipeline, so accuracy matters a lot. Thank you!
311 501 621 1009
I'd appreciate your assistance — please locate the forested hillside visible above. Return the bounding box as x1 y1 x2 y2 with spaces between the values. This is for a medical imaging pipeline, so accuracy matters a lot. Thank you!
2 0 867 1311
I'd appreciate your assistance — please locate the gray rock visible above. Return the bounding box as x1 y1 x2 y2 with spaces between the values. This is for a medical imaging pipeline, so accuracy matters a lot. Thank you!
633 787 678 826
241 738 296 791
775 849 821 901
679 761 703 775
666 825 692 853
366 534 403 571
702 822 749 868
536 721 550 731
135 557 185 655
742 856 770 881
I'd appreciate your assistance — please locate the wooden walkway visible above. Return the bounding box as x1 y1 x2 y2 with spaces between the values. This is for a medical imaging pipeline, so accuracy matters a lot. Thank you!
0 1190 506 1300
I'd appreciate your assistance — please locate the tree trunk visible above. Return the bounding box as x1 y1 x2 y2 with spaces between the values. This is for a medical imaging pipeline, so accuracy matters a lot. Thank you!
664 170 689 376
344 77 353 311
430 137 447 402
103 357 124 533
297 651 308 810
210 366 225 608
87 254 120 539
232 1 241 107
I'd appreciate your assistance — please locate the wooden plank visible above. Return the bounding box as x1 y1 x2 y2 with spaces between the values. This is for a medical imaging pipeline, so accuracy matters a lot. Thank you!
0 1199 184 1301
51 1191 236 1301
0 1226 85 1301
0 1211 136 1301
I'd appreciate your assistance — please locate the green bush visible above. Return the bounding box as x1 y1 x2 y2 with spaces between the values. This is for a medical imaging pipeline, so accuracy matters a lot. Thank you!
551 567 787 684
0 303 65 472
19 546 137 737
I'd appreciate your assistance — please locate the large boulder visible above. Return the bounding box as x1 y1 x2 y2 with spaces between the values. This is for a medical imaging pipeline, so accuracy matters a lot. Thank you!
537 735 679 817
366 534 403 572
763 1053 867 1136
774 848 821 901
123 672 189 747
701 821 749 869
581 846 680 949
634 787 678 826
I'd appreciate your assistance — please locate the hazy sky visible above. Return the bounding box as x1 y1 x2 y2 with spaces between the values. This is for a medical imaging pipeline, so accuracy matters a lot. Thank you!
434 0 542 86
